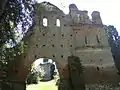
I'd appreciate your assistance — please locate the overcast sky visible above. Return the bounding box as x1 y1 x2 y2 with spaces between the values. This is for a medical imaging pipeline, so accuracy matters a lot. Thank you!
37 0 120 33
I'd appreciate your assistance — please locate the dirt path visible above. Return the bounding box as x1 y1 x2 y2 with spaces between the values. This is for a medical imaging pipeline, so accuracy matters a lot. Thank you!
26 80 57 90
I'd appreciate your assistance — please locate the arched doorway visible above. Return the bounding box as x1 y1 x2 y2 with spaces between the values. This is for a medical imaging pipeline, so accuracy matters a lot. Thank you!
26 58 60 90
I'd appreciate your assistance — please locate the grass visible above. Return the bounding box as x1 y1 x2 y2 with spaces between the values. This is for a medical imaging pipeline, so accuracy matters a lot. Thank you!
26 80 58 90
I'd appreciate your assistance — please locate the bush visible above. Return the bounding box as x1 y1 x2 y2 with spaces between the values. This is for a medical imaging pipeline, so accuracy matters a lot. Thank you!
26 71 39 85
55 79 60 86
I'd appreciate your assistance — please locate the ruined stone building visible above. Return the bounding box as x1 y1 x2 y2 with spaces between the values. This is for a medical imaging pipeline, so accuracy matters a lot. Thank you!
34 59 55 81
39 63 52 81
33 2 119 84
7 2 120 90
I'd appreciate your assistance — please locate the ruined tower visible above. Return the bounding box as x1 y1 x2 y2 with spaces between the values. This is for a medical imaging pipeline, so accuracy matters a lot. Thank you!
69 4 119 85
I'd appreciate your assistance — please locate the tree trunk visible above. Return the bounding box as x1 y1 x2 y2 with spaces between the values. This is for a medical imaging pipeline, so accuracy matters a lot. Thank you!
0 0 8 18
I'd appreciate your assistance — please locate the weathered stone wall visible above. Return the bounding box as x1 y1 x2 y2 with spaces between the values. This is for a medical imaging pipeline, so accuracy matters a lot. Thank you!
9 2 120 90
34 2 119 85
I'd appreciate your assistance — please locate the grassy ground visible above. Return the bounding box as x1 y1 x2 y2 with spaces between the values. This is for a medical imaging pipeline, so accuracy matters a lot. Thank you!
26 80 58 90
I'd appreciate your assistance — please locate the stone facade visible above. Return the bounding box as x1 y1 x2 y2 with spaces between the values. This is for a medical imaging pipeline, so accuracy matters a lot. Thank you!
10 2 120 90
39 63 52 81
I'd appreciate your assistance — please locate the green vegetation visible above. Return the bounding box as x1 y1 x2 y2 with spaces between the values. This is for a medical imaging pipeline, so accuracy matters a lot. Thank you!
0 0 35 81
104 25 120 73
26 71 40 84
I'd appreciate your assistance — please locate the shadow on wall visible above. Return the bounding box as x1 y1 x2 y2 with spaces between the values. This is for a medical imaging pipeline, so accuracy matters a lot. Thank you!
68 56 85 90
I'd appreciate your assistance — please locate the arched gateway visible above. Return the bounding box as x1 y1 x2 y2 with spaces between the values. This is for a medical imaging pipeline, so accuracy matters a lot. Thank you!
7 2 120 90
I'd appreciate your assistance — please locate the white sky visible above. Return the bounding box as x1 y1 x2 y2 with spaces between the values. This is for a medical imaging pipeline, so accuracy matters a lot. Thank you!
37 0 120 33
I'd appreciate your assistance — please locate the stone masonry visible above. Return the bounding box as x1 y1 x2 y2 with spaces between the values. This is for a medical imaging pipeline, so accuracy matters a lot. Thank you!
8 2 120 90
39 63 52 81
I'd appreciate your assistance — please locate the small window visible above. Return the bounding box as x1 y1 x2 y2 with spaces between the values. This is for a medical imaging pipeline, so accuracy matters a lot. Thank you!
85 36 87 44
56 19 60 27
96 35 100 44
43 18 48 27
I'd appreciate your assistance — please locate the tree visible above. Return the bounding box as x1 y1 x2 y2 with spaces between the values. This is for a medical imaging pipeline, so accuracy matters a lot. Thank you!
104 25 120 73
0 0 8 17
0 0 35 47
0 0 35 89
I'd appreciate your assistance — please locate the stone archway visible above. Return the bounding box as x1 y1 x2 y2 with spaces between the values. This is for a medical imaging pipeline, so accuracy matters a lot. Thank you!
7 53 72 90
25 58 59 87
4 1 120 90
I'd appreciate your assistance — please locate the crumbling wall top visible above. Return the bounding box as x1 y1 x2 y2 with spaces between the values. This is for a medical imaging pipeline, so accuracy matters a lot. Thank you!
35 2 64 14
35 2 103 25
69 4 102 25
69 4 78 11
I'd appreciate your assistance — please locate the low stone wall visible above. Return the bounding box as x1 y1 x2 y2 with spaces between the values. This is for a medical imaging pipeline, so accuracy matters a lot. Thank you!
86 84 120 90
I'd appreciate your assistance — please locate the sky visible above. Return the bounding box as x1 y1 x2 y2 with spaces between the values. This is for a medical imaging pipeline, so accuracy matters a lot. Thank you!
37 0 120 33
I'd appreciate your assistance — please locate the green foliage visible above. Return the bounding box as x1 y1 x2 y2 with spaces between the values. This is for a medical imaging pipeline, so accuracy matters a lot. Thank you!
0 41 24 62
26 64 42 85
26 71 41 85
104 25 120 73
0 0 35 47
0 0 35 81
27 72 38 84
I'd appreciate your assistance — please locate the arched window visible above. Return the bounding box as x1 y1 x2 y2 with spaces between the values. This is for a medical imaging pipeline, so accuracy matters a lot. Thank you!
56 19 60 27
85 36 87 44
43 18 48 27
